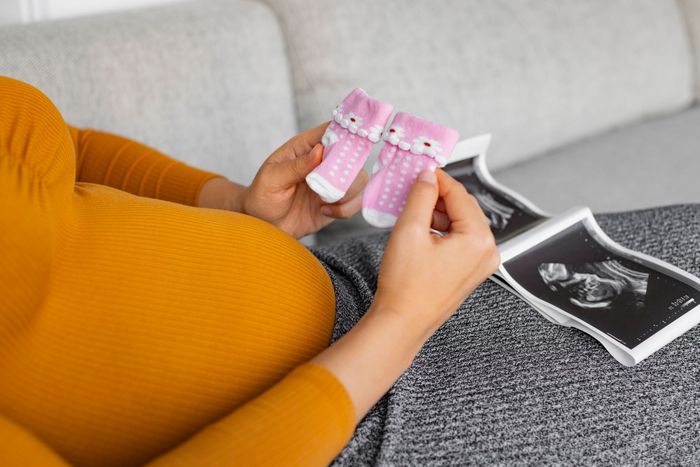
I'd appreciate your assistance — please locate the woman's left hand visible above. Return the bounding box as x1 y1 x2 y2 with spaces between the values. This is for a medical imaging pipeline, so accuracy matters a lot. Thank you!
198 122 367 239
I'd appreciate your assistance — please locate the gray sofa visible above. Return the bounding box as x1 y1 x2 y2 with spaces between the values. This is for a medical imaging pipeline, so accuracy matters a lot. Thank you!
2 2 700 464
1 0 698 243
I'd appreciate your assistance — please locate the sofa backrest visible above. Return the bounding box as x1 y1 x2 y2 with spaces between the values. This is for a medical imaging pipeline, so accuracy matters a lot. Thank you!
1 0 696 181
679 0 700 99
265 0 695 170
0 0 297 185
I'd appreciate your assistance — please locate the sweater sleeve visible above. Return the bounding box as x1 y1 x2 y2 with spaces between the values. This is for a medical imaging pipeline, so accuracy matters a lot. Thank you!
148 363 356 466
0 364 355 467
68 126 221 206
0 415 70 466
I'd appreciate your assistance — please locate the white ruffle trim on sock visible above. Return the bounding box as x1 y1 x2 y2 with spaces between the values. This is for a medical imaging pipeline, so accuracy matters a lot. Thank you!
332 108 384 143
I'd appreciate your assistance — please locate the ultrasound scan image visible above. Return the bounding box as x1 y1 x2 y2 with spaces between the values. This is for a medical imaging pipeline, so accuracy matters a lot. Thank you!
538 260 648 311
503 221 700 348
445 157 545 243
473 192 515 230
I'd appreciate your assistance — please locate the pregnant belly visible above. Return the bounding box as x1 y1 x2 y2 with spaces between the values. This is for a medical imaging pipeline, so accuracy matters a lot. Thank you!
0 187 336 467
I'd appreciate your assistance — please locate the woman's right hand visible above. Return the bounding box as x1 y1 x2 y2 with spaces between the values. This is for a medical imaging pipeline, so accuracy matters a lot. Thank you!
312 169 499 423
372 169 500 343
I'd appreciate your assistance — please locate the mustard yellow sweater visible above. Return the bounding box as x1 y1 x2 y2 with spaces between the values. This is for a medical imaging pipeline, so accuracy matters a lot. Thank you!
0 76 354 466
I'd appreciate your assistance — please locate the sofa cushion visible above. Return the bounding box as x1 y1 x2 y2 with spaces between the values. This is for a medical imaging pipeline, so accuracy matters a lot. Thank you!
0 0 296 185
265 0 694 171
316 106 700 243
495 105 700 213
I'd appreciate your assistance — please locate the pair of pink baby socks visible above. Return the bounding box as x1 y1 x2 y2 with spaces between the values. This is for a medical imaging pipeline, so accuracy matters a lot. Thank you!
305 88 460 228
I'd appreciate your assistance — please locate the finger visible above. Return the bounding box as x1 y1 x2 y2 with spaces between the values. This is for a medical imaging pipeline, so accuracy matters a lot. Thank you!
267 122 330 163
291 122 330 158
309 142 324 167
321 192 362 219
431 210 451 232
270 143 323 188
394 170 439 230
435 169 490 233
301 121 330 147
339 169 368 202
435 198 446 213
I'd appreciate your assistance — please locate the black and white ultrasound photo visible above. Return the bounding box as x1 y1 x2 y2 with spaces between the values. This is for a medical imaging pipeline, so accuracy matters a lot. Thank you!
538 261 649 311
503 221 700 348
445 158 546 243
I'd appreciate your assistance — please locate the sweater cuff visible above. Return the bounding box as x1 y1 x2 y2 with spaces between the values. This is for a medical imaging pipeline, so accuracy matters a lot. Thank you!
286 363 357 437
224 363 356 464
154 162 221 207
149 363 356 466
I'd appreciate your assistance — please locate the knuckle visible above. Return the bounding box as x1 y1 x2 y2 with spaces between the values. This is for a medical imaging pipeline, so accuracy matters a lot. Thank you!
475 231 497 253
455 182 469 194
399 222 425 239
450 177 469 194
357 169 369 183
340 199 362 219
466 193 480 208
338 209 353 219
405 192 424 206
487 248 501 272
411 182 431 194
333 206 351 219
485 229 497 246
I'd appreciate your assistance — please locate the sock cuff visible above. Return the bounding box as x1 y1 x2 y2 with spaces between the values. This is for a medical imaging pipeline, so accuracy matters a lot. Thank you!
382 112 460 166
331 88 394 143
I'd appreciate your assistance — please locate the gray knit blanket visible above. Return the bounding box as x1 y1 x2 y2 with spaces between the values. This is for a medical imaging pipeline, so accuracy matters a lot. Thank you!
311 204 700 466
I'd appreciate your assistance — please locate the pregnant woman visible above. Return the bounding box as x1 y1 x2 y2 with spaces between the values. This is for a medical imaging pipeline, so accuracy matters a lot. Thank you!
0 76 498 466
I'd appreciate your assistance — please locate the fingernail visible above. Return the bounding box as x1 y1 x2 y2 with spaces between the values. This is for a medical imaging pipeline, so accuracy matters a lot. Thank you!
320 206 332 216
311 144 324 159
417 170 436 185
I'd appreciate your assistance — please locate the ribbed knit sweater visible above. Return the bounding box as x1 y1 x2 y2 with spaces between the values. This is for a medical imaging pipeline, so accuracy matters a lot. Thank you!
0 76 354 466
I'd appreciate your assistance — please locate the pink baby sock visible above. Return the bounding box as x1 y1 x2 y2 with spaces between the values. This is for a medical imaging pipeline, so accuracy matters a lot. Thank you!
306 88 394 203
362 112 460 228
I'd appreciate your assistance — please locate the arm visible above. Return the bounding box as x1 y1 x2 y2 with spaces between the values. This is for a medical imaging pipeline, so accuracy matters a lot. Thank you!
0 365 354 467
154 169 498 466
0 415 70 466
68 126 221 206
68 124 365 239
312 169 500 420
196 123 369 239
148 364 354 465
0 170 496 465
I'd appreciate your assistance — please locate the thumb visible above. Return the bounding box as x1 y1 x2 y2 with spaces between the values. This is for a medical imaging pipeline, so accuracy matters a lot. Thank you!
271 144 323 188
394 170 439 230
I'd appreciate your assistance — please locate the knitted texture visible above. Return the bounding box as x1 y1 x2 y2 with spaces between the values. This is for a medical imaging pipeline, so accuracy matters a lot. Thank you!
312 204 700 465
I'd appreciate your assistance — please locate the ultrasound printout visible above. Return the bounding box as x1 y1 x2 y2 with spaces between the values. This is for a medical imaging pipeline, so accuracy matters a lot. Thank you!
445 158 546 243
502 221 700 348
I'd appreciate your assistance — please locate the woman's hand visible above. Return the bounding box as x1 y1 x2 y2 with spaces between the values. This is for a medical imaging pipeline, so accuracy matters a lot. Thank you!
312 169 499 421
199 123 367 239
372 168 500 341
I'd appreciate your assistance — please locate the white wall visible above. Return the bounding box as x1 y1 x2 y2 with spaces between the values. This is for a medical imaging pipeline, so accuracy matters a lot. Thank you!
0 0 186 24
